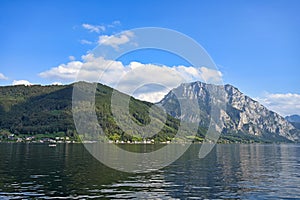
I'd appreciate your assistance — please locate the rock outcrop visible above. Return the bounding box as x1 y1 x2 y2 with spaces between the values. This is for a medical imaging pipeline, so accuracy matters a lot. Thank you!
159 81 299 142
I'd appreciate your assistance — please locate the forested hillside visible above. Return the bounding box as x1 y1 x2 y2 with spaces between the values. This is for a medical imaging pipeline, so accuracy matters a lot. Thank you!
0 83 204 142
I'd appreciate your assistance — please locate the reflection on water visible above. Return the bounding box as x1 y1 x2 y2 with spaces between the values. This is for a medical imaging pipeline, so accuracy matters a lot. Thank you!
0 143 299 199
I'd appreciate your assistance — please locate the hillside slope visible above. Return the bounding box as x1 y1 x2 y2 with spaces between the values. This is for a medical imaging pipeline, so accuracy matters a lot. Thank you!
0 83 189 142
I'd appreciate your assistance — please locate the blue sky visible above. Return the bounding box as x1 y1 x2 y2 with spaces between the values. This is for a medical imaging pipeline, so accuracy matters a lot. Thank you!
0 0 300 116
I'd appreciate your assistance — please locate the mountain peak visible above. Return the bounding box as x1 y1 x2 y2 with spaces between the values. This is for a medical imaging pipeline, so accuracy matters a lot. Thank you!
159 81 299 142
285 114 300 123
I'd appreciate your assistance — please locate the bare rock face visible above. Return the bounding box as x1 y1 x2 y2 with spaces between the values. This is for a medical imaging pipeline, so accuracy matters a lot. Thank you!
159 81 299 142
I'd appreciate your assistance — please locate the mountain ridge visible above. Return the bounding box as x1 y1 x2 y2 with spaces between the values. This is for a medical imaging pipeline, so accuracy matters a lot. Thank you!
159 81 299 142
285 114 300 123
0 81 299 143
285 114 300 130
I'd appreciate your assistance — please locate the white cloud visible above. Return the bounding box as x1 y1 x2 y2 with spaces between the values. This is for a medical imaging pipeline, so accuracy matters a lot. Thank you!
199 67 223 83
39 61 83 80
135 90 170 103
80 39 93 45
98 31 134 50
12 80 33 86
0 73 8 80
69 56 76 61
82 23 105 33
39 54 223 102
256 93 300 116
107 20 121 28
51 82 63 85
80 21 122 45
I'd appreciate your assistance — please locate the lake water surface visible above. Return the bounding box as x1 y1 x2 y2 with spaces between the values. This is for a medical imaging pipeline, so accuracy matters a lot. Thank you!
0 143 299 199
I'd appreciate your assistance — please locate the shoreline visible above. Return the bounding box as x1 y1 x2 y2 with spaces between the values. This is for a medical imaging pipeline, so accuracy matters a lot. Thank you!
0 140 296 145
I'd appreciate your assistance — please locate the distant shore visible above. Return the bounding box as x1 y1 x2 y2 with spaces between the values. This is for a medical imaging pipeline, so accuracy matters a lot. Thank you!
0 139 293 144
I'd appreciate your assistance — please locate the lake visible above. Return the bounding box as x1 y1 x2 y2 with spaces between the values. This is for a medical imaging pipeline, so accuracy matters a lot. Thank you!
0 143 299 199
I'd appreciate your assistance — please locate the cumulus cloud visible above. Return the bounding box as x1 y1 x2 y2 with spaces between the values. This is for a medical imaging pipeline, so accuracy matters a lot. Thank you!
98 31 134 50
256 93 300 116
199 67 223 83
0 73 8 80
12 80 33 86
82 23 105 33
39 60 83 80
39 54 223 102
135 90 170 103
39 54 125 84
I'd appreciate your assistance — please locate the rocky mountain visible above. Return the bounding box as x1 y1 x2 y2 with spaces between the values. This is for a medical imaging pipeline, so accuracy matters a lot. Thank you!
159 81 299 142
285 115 300 123
285 115 300 130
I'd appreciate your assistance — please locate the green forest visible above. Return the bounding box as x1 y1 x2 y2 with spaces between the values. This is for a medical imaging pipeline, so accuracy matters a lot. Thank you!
0 82 207 143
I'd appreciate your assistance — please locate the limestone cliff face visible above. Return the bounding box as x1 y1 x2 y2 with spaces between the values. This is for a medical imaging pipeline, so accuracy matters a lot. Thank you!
159 81 299 142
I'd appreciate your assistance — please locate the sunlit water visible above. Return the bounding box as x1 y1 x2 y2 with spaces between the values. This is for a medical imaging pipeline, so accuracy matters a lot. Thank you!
0 143 299 199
